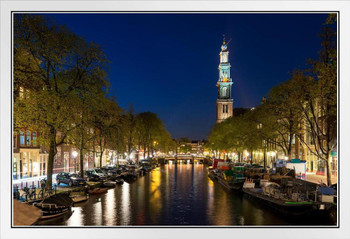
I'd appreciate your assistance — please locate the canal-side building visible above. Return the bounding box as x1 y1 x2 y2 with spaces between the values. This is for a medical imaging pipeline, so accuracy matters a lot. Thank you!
216 36 234 123
13 86 49 179
190 140 206 156
13 130 46 179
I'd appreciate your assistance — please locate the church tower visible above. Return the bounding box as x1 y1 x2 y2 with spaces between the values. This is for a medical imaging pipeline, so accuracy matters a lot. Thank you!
216 35 233 123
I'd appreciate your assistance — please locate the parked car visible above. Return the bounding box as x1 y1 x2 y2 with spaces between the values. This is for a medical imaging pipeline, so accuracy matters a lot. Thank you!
56 172 86 187
101 167 119 177
118 165 128 173
86 168 107 179
84 170 102 182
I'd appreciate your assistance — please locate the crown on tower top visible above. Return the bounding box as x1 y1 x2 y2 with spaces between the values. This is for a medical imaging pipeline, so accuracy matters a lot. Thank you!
221 34 228 51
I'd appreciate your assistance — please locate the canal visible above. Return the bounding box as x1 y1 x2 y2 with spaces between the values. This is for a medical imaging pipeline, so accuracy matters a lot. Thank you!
41 164 334 226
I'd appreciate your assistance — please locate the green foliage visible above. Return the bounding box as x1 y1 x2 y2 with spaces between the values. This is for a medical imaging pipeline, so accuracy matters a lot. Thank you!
207 14 337 185
135 112 172 158
208 110 262 160
14 15 110 186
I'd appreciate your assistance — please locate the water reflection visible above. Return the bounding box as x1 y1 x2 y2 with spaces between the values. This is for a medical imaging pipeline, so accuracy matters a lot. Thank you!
104 189 116 225
93 201 102 225
57 164 333 226
121 182 130 225
67 206 83 226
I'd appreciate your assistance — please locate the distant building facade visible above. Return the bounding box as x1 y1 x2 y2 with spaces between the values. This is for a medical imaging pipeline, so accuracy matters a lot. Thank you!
190 140 206 155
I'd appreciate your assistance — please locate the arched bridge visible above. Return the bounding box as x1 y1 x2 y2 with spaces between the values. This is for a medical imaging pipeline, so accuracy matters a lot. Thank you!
158 155 208 164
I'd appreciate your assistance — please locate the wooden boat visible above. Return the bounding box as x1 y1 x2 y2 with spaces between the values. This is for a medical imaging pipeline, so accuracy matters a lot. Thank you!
103 180 116 188
217 175 245 191
208 170 217 180
115 176 124 184
243 187 316 216
88 187 108 195
119 172 129 179
33 202 71 220
208 170 244 190
69 192 89 204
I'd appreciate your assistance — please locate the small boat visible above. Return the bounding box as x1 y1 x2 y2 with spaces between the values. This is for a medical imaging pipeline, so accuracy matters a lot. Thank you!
103 180 116 188
33 202 71 220
69 192 89 204
116 179 124 184
88 188 108 195
208 170 217 180
115 176 124 184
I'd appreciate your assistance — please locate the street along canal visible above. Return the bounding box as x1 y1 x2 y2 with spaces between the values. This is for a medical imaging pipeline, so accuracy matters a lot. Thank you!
39 164 334 226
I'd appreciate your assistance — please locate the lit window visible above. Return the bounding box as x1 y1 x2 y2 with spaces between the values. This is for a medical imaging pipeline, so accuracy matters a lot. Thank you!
26 131 31 145
223 104 228 114
20 132 25 145
19 87 24 99
32 132 37 146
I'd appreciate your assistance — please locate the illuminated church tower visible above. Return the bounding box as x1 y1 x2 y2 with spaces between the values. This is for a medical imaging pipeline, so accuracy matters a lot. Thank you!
216 35 233 123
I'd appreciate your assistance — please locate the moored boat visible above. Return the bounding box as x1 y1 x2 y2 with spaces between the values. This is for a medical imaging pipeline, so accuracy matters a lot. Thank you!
217 174 245 191
103 180 117 188
115 175 124 184
243 187 316 216
208 166 245 191
208 170 217 180
88 187 108 195
33 193 73 220
37 204 71 220
69 192 89 204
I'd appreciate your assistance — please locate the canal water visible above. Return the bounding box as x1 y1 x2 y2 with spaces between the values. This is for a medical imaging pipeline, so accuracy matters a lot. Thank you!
41 164 334 226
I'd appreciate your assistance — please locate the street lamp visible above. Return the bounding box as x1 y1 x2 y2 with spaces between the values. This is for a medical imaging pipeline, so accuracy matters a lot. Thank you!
72 151 78 173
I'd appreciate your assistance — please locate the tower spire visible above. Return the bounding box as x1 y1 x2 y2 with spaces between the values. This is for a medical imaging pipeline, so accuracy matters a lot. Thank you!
216 37 233 123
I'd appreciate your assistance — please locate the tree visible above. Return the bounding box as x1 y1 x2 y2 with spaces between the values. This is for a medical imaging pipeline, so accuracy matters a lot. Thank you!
123 105 137 159
68 40 109 177
14 15 109 187
240 110 263 164
135 112 170 159
261 78 304 160
293 15 337 185
208 114 249 160
92 97 123 169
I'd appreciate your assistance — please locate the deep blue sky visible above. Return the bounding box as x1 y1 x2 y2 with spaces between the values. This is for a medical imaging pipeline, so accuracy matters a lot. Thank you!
43 13 328 140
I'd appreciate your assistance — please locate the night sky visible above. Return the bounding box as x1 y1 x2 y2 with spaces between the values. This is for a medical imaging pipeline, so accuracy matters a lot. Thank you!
41 13 328 140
